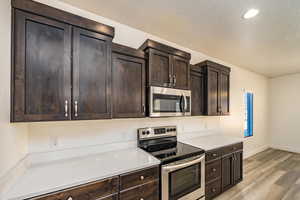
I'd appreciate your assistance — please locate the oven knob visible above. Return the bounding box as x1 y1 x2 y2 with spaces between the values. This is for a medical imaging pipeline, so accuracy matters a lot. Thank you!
146 131 150 135
142 131 146 135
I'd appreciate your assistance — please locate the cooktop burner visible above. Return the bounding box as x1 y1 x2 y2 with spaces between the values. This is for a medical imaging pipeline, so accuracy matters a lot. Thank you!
137 126 204 164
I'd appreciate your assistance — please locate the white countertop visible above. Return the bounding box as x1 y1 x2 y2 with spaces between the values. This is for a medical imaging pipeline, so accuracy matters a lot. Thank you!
179 132 244 151
3 148 160 200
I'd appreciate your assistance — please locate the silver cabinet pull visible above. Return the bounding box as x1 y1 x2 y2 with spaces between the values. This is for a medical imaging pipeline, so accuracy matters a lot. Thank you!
212 168 217 172
142 105 145 113
140 198 144 200
169 74 173 87
74 101 78 117
140 176 144 180
64 100 68 117
67 196 73 200
173 75 176 87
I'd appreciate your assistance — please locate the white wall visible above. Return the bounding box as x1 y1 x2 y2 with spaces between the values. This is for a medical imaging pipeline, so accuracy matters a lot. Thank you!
0 0 29 180
220 66 269 158
26 0 270 158
269 73 300 153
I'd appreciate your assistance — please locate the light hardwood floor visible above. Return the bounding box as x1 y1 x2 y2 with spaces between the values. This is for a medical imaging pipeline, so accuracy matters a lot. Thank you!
215 148 300 200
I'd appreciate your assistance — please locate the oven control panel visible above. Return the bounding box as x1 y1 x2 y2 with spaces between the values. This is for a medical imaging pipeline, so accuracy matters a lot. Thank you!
138 126 177 140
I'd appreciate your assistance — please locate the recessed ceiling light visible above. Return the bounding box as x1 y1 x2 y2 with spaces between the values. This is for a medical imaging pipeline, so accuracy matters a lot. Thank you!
243 9 259 19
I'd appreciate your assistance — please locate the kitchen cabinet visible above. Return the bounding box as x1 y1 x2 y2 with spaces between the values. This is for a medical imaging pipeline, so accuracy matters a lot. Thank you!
11 0 114 122
72 27 112 120
139 39 191 90
112 44 146 118
28 166 159 200
12 10 72 122
195 60 231 116
28 177 119 200
205 143 243 200
221 150 243 192
190 65 205 116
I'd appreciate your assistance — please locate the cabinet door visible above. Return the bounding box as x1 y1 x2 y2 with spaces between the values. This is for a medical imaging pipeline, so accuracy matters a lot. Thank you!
206 68 220 115
172 55 190 90
72 28 112 120
233 151 243 184
219 71 230 115
112 53 146 118
191 70 205 116
148 49 172 87
221 154 234 192
12 10 72 122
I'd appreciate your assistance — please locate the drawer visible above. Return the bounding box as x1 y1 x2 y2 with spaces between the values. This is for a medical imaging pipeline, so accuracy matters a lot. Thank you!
205 159 221 183
223 143 243 156
205 179 221 200
120 166 159 191
206 148 222 162
28 177 119 200
120 181 159 200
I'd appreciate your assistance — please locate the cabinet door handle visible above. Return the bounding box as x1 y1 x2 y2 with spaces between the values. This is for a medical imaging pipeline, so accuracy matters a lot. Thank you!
173 75 176 87
140 176 144 180
212 168 217 172
140 198 144 200
64 100 68 117
142 105 145 113
67 197 73 200
74 101 78 117
212 153 217 157
212 188 216 193
169 75 173 87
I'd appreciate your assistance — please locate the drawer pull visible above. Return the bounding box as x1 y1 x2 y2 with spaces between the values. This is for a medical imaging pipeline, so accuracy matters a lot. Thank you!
140 198 144 200
212 188 216 193
140 176 145 180
67 197 73 200
212 153 217 157
212 168 217 172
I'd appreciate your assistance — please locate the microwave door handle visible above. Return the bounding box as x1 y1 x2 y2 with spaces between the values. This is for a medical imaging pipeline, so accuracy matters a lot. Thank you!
162 155 205 172
180 95 184 113
184 95 187 111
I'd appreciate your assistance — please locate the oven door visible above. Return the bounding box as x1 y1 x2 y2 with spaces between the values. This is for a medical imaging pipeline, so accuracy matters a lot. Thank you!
161 155 205 200
150 86 191 117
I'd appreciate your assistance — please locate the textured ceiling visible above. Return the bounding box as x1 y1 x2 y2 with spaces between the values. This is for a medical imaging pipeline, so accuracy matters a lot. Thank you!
59 0 300 77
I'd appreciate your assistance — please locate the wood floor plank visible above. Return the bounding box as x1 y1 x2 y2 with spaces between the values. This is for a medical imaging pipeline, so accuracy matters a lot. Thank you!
215 148 300 200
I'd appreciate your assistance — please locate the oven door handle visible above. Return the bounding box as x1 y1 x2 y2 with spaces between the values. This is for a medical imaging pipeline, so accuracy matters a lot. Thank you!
162 155 205 172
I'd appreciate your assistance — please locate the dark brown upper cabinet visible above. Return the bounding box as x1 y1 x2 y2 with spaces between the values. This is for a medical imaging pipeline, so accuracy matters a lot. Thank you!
12 10 72 122
112 44 146 118
195 60 231 116
139 39 191 90
11 0 114 122
190 65 205 116
72 28 112 120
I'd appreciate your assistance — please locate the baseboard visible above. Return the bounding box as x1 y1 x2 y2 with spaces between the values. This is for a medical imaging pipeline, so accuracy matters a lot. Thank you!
244 145 269 159
270 145 300 154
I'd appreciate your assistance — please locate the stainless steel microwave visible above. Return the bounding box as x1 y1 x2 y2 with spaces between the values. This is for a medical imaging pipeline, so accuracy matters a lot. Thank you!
149 86 191 117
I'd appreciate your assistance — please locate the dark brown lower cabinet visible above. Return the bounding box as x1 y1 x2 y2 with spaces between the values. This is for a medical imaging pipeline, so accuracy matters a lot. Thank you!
221 154 235 191
28 166 159 200
205 143 243 200
120 181 159 200
28 177 119 200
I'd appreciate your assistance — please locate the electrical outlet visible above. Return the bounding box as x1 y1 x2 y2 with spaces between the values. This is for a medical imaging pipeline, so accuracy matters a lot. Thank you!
49 136 59 148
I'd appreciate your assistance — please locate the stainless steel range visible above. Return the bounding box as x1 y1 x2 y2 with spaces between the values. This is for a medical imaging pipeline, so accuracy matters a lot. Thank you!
138 126 205 200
